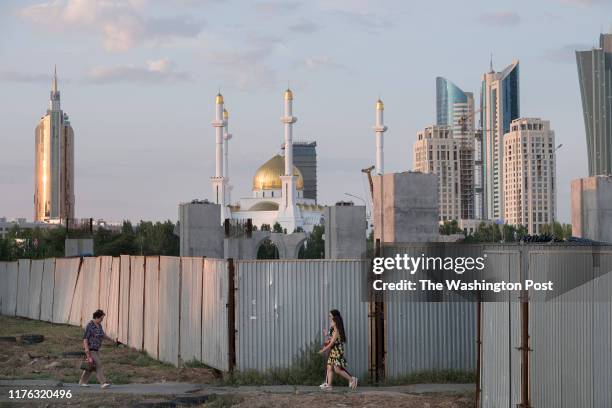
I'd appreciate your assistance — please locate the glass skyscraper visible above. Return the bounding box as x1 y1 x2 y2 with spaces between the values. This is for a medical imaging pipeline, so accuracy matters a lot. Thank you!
436 77 477 219
34 68 75 223
576 33 612 176
480 60 520 221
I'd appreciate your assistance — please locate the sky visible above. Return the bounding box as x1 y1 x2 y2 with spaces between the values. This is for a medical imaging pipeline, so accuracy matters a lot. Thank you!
1 0 611 224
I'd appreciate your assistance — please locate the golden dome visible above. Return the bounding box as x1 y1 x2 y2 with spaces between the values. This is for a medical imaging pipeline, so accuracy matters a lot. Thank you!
284 88 293 101
376 98 384 110
216 93 224 104
253 155 304 191
223 108 228 119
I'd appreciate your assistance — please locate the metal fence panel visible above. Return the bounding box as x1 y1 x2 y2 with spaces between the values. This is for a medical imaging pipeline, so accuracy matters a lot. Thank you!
0 262 14 316
40 259 55 322
201 258 229 371
118 255 131 345
158 256 180 366
53 258 80 324
16 259 31 317
128 256 145 350
144 256 160 359
78 257 100 327
479 249 521 408
235 260 369 376
105 257 121 341
98 256 113 322
180 257 203 363
381 244 480 378
28 260 45 320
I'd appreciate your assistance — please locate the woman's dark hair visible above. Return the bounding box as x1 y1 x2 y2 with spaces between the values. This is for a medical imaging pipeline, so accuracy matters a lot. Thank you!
330 309 346 343
93 309 105 319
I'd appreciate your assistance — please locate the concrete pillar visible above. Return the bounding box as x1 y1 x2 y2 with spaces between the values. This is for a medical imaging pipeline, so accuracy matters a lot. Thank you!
571 175 612 243
324 205 367 259
372 172 439 243
179 201 224 257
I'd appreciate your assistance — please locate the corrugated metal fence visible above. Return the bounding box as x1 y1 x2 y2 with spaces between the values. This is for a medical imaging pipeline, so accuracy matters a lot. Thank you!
1 253 482 379
235 260 370 377
480 244 612 408
0 256 229 371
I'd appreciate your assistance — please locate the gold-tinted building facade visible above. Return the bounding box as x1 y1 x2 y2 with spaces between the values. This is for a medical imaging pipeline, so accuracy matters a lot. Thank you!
34 69 75 222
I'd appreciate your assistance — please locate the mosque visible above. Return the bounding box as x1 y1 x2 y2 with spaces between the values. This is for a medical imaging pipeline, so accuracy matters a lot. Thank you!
209 89 327 233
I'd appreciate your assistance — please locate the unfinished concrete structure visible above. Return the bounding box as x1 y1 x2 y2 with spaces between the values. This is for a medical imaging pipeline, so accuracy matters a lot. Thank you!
372 172 439 243
179 201 224 258
224 231 307 260
324 205 367 259
179 201 308 259
571 175 612 243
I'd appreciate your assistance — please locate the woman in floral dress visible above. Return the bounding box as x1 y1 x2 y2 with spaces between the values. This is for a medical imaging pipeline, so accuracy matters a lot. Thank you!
319 309 358 390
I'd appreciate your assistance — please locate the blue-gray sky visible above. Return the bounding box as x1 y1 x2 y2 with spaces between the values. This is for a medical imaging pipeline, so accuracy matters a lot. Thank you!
1 0 610 223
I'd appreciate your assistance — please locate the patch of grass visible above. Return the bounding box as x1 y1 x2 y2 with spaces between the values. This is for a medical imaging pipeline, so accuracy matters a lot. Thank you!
107 371 132 384
385 370 476 385
225 340 343 386
204 394 244 408
184 359 212 369
0 315 217 385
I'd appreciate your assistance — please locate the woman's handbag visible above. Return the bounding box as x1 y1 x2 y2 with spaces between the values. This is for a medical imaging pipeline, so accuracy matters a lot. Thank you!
80 355 96 371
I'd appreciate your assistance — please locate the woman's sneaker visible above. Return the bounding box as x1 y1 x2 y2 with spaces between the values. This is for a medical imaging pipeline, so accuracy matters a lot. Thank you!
319 382 332 390
101 383 111 389
349 377 358 390
78 383 90 388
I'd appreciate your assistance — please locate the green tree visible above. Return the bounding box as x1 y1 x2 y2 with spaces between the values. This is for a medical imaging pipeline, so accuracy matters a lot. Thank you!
439 220 461 235
298 224 325 259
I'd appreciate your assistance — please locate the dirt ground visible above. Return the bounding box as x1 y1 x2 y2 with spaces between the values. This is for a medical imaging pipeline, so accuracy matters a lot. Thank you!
0 316 475 407
0 391 475 408
202 392 475 408
0 316 217 385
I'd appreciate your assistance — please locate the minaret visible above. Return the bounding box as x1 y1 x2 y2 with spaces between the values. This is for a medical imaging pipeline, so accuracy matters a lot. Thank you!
373 98 387 175
223 108 233 204
276 88 303 232
211 93 228 223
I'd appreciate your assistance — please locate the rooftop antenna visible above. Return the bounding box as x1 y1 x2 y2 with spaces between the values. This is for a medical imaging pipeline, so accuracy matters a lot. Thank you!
489 53 494 73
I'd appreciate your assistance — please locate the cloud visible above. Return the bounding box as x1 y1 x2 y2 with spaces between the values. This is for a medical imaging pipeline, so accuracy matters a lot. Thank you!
0 71 55 83
204 48 277 90
333 10 393 33
289 19 320 34
85 59 191 83
296 56 349 72
560 0 604 5
19 0 205 52
253 1 301 14
542 44 591 63
478 11 521 27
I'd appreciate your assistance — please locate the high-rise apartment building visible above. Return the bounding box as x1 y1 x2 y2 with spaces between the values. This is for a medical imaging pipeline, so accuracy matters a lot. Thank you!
481 60 520 222
503 118 556 234
576 33 612 176
34 68 75 222
413 125 461 221
436 77 477 219
281 141 317 202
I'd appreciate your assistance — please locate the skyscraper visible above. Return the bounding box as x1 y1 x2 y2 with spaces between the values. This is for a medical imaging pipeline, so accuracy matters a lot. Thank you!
34 67 75 223
503 118 556 234
413 125 461 221
281 141 317 202
576 33 612 176
436 77 477 219
481 59 520 221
